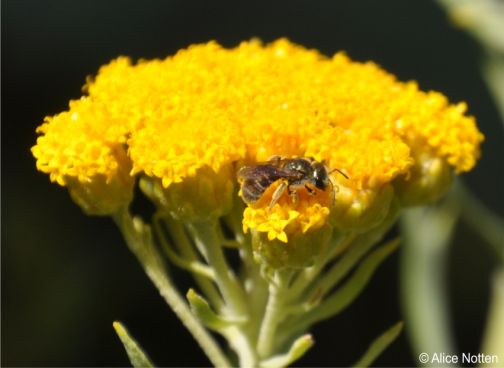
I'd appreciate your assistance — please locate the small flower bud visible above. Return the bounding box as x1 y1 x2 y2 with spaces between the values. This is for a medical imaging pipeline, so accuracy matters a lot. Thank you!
329 184 395 232
143 165 235 221
250 224 333 269
394 151 453 207
66 148 134 216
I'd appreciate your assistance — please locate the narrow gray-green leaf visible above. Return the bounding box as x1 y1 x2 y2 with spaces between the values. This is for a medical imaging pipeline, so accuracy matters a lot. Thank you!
113 321 154 368
187 288 245 332
301 238 400 327
353 321 403 367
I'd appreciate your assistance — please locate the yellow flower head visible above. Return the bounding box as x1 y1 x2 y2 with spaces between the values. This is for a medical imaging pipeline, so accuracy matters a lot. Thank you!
32 97 134 215
32 38 483 237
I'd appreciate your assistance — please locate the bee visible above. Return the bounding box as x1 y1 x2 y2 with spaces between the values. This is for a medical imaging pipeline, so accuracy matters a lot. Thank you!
237 156 348 209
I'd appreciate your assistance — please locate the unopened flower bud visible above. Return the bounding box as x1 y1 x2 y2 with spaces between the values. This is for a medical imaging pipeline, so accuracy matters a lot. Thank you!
143 165 235 221
67 170 134 216
394 151 453 207
250 224 333 269
329 184 395 232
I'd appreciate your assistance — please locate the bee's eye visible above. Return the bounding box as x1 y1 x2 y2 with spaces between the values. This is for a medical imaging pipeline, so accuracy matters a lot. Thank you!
313 164 329 189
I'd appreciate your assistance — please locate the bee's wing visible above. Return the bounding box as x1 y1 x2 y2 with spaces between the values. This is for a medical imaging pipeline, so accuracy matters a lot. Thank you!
237 164 286 181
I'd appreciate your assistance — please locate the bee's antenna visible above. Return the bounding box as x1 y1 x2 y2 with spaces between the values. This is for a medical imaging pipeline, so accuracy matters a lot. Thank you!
330 168 349 180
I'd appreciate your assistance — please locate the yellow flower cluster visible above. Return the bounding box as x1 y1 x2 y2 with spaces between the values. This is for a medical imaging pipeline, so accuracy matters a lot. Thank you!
242 180 333 243
32 39 483 240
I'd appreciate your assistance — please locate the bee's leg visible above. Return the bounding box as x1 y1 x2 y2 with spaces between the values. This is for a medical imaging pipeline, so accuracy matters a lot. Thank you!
305 183 316 195
288 186 299 204
269 180 288 209
329 179 338 204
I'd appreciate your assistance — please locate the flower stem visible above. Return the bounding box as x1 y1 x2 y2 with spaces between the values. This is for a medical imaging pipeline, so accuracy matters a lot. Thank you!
113 208 231 368
187 220 257 367
223 204 269 343
153 217 217 280
482 269 504 363
304 211 398 303
289 238 400 334
257 270 292 359
287 231 349 302
163 215 224 311
400 205 457 357
188 221 248 316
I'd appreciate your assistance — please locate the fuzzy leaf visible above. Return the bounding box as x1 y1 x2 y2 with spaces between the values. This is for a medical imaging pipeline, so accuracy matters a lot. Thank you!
187 288 245 332
260 334 314 368
353 321 403 367
113 321 154 368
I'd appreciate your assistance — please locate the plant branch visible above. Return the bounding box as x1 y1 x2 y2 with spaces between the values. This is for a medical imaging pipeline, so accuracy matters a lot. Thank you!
113 208 231 368
400 204 458 357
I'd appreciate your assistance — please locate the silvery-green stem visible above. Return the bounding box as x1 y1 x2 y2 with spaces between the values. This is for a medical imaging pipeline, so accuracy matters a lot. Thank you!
482 269 504 362
162 216 224 310
257 270 293 359
400 205 457 358
187 221 248 316
113 208 231 368
187 220 258 367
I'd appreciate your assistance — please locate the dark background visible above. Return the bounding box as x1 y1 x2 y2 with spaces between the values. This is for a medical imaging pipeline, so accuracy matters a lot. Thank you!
2 0 503 366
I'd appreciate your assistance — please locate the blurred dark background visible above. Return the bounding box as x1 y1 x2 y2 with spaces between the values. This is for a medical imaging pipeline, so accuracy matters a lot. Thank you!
2 0 503 366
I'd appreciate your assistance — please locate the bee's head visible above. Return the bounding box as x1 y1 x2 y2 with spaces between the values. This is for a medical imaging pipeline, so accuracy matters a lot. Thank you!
311 162 330 190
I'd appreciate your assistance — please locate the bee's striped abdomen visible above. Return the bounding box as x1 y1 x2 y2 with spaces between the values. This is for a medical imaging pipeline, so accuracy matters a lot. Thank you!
241 176 273 203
